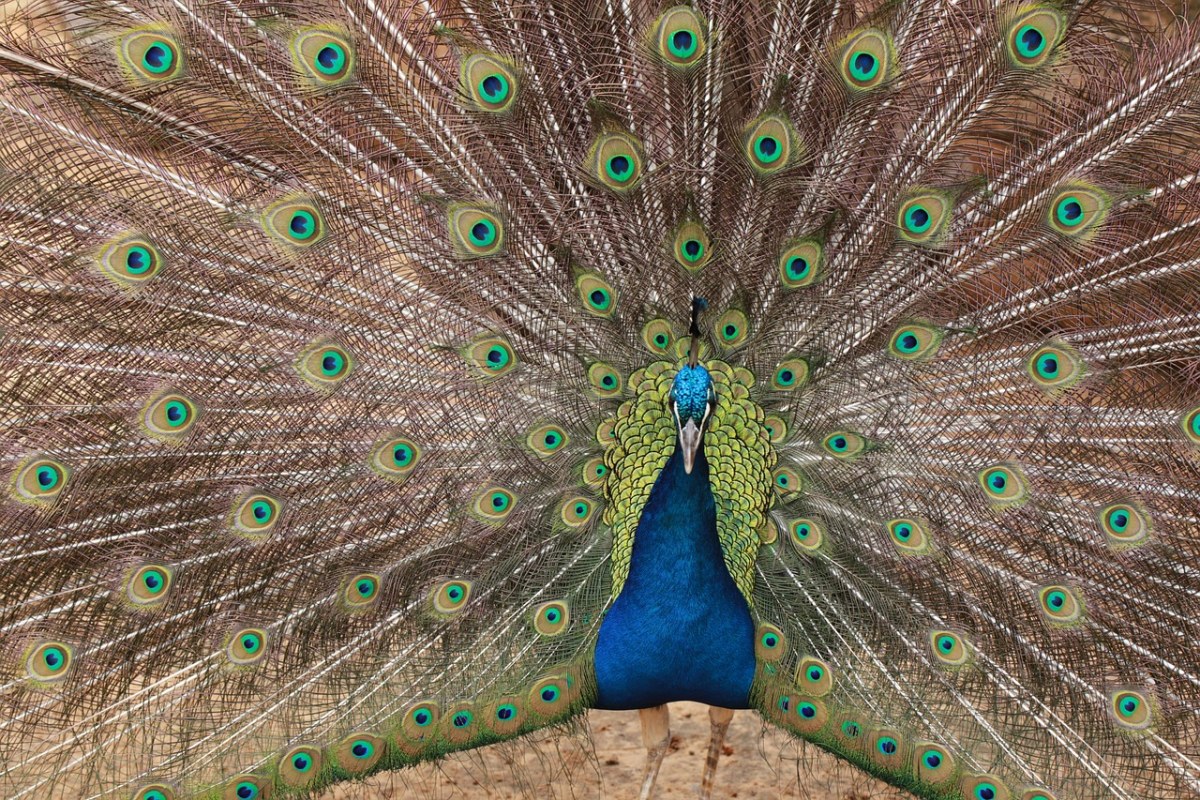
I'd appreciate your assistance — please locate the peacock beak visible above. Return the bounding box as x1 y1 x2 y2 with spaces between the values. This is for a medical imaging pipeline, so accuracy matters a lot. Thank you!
679 417 703 475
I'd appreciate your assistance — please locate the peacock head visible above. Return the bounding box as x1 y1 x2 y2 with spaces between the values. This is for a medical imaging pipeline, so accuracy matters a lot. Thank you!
670 359 716 475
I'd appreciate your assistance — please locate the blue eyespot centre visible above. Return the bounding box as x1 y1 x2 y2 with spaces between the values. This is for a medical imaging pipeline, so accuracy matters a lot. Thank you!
757 136 778 156
317 45 341 70
415 710 430 725
1061 199 1082 221
901 334 918 350
854 52 875 73
609 155 631 175
352 741 369 757
672 31 693 50
145 44 168 69
799 703 816 719
878 737 897 755
541 687 558 701
291 214 310 235
924 752 942 768
1021 26 1044 52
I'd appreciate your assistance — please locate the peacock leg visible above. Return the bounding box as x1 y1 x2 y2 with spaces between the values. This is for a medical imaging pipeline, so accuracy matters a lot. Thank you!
699 706 735 799
637 704 671 800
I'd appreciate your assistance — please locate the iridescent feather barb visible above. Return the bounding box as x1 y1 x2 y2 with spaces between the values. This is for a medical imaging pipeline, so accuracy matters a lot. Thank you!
0 0 1199 799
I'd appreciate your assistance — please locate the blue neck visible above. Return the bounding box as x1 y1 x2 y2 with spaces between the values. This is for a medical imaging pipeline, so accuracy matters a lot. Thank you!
592 441 756 710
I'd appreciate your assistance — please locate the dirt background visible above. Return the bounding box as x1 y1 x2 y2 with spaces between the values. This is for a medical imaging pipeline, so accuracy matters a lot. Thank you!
319 703 915 799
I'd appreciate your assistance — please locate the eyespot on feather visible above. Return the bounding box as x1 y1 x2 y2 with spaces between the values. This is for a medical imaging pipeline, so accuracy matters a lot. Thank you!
652 6 708 68
449 204 506 257
278 745 322 788
262 196 327 249
1046 183 1110 238
778 239 824 288
1005 7 1064 69
742 113 801 175
230 492 283 537
118 28 184 84
26 641 73 682
126 565 173 607
462 52 519 112
12 456 70 506
838 29 896 91
673 220 712 271
292 27 355 87
98 234 164 287
142 391 200 441
586 131 644 192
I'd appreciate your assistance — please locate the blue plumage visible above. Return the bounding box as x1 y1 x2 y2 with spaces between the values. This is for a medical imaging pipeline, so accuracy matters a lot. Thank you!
594 442 756 711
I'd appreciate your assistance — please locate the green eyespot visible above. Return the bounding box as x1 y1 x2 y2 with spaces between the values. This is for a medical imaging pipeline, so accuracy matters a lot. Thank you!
1005 7 1064 69
897 191 953 245
226 628 267 666
530 675 570 717
26 641 73 682
527 423 569 457
399 701 440 742
755 623 786 662
370 434 421 482
887 517 933 555
822 430 866 459
773 466 803 498
577 273 617 317
442 702 478 744
473 486 517 523
344 573 381 609
838 29 895 92
1110 689 1153 731
462 52 519 112
292 27 355 86
334 733 383 772
582 457 609 488
126 564 173 607
533 600 570 636
743 113 800 175
465 336 518 378
888 323 942 360
1037 584 1084 627
485 696 527 735
1097 502 1150 549
142 392 200 441
432 579 472 614
231 492 283 537
295 340 354 391
763 414 787 444
867 729 906 768
98 234 164 287
788 518 825 553
713 309 750 349
587 362 624 398
224 776 266 800
133 785 176 800
12 456 70 506
653 6 708 68
1181 406 1200 445
1047 183 1110 238
1027 342 1085 392
929 630 971 668
912 742 956 785
560 496 595 528
772 358 810 391
795 656 832 696
262 196 327 249
673 220 713 271
790 695 829 734
778 239 824 288
449 204 505 257
977 463 1029 507
961 774 1010 800
279 745 323 787
641 319 675 354
119 28 183 83
587 131 644 192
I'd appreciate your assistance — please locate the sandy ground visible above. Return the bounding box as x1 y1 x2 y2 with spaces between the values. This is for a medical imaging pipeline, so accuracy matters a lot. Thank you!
319 703 915 800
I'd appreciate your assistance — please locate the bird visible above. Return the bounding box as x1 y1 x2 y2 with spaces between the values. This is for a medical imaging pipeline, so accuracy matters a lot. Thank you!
0 0 1199 798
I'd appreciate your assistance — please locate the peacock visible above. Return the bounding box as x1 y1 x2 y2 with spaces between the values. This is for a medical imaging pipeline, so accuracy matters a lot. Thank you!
2 0 1199 798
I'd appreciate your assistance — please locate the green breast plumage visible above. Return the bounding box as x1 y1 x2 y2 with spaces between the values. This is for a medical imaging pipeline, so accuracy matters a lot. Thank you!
601 357 776 604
